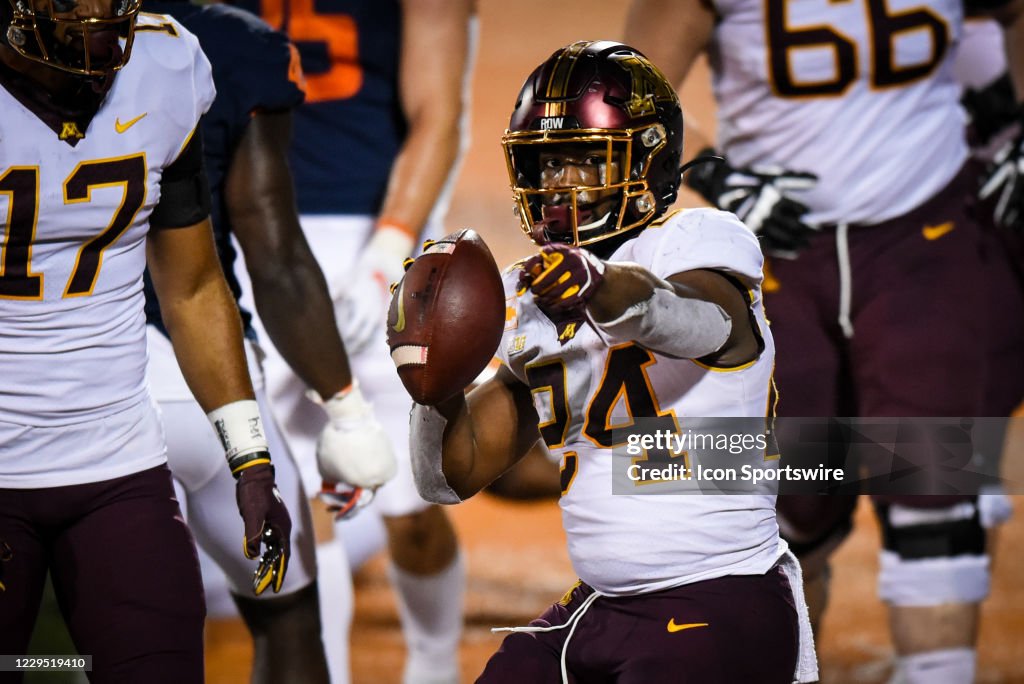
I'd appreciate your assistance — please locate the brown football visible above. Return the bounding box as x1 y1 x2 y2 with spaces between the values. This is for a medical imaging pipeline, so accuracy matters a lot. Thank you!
386 229 506 405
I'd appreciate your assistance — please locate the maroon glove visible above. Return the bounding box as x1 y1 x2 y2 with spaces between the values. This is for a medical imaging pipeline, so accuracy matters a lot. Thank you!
517 243 606 318
235 461 292 595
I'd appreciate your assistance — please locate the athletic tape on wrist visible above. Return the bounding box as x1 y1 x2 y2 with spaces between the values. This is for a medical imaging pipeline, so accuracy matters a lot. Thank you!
307 381 368 420
375 219 418 246
207 400 271 473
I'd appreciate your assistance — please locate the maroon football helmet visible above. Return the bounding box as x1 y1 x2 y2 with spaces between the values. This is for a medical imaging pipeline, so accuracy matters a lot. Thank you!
1 0 140 77
502 40 684 247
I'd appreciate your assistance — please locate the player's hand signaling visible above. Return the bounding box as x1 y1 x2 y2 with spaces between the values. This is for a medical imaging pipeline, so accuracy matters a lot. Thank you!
311 383 397 519
686 148 819 257
234 462 292 595
980 125 1024 232
337 225 415 353
517 243 606 319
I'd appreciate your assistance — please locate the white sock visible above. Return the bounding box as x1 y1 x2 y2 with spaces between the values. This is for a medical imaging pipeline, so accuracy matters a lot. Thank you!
316 539 354 684
889 648 976 684
388 553 465 684
336 509 389 572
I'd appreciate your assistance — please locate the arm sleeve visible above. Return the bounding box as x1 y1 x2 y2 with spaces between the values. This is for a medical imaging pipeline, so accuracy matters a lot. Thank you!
150 127 212 229
963 0 1014 16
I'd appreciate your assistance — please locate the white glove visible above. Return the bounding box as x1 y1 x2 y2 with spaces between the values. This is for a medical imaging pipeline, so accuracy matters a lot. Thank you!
313 383 397 489
335 225 415 354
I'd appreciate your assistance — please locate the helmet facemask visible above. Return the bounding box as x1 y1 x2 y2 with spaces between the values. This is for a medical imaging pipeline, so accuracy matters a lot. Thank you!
503 125 666 247
3 0 140 78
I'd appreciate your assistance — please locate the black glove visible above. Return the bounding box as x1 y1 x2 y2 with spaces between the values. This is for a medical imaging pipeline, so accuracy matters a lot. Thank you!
686 148 819 257
235 460 292 595
979 124 1024 232
961 73 1019 148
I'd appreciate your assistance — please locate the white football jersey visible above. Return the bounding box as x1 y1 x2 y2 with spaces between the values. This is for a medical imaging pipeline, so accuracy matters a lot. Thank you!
954 19 1005 90
0 14 215 487
497 210 785 595
710 0 967 225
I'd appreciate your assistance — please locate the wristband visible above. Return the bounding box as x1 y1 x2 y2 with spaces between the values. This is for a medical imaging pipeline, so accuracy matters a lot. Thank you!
377 218 418 241
207 399 271 477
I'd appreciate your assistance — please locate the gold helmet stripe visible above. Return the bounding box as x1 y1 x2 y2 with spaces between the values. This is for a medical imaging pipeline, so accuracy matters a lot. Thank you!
543 40 589 118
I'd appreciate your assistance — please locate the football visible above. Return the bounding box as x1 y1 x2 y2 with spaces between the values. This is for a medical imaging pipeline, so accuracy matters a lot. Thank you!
386 229 506 405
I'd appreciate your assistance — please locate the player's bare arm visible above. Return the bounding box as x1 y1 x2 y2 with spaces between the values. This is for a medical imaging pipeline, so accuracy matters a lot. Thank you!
623 0 715 161
146 219 254 410
226 110 352 401
431 366 543 501
228 109 394 508
331 0 478 355
381 0 476 238
622 0 713 88
148 212 292 593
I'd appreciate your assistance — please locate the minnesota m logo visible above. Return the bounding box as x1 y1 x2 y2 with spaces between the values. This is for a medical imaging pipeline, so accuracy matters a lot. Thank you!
60 122 84 141
558 322 577 342
608 53 677 118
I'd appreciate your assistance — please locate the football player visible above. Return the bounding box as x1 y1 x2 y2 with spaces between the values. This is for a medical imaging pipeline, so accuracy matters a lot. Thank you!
406 41 817 683
140 2 396 682
0 0 291 680
227 1 476 681
625 1 1024 681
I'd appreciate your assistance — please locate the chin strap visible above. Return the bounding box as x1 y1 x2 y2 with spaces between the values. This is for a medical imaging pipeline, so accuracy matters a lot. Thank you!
679 154 726 179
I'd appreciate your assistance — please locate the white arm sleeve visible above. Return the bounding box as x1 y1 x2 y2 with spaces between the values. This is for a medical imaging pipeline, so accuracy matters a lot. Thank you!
409 403 462 505
594 287 731 359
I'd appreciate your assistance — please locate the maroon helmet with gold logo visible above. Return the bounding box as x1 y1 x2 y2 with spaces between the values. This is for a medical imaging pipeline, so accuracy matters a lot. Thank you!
502 40 684 247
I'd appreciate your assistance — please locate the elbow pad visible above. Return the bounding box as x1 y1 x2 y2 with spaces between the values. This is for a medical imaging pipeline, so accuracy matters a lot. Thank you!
594 287 731 359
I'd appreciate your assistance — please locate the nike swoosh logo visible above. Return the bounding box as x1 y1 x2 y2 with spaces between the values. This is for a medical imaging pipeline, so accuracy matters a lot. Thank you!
667 619 708 633
392 280 407 333
115 112 147 134
922 221 954 241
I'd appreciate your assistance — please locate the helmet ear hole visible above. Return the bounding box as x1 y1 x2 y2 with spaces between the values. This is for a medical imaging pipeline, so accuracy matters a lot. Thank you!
634 191 656 215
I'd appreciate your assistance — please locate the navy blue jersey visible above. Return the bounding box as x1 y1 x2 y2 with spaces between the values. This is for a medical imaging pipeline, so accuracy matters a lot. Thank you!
233 0 404 215
142 2 305 335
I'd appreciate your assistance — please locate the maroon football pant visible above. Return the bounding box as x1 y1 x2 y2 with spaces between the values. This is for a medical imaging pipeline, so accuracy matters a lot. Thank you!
477 567 798 683
765 166 990 420
770 165 1021 547
0 465 205 684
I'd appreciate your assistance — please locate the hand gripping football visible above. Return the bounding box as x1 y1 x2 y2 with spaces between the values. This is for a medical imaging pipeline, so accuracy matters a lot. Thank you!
386 229 505 405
